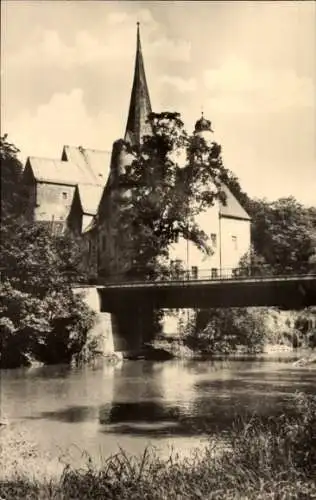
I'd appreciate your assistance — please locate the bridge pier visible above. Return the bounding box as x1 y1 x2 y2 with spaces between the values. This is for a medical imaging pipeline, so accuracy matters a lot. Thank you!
76 288 156 358
110 304 155 357
74 287 115 355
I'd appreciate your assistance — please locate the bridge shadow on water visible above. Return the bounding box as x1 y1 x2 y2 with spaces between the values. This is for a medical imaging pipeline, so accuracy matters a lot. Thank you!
22 369 315 438
23 400 261 437
21 362 316 438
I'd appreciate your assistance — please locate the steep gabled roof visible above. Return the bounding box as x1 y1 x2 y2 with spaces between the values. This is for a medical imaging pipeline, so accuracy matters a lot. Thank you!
25 157 78 186
77 184 104 215
25 147 111 222
124 23 152 146
61 146 111 186
82 215 97 234
219 184 251 221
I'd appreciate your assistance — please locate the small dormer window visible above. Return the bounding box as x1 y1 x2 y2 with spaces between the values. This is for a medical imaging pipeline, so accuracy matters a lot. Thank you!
62 192 68 200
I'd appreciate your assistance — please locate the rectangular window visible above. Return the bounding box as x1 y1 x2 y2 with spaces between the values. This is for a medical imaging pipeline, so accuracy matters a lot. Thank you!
232 235 238 250
211 268 218 279
62 192 68 199
210 233 217 248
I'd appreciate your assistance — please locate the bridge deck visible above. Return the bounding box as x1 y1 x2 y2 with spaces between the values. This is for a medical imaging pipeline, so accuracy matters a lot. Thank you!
95 274 316 289
82 274 316 311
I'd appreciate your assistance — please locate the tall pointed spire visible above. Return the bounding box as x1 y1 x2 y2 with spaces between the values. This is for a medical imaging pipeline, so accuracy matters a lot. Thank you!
124 23 152 146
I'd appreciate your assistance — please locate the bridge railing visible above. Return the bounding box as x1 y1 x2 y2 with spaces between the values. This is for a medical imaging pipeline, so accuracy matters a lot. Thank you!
1 265 315 287
94 265 316 286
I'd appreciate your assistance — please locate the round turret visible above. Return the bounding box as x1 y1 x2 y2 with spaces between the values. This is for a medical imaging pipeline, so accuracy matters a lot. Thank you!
194 113 214 145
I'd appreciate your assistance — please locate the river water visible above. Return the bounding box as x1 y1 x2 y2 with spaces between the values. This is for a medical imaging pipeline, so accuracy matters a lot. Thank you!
1 356 315 477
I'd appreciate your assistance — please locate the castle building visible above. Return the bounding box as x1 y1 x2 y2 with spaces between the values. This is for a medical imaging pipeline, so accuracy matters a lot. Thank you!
22 24 251 282
22 146 110 234
168 115 251 278
95 24 251 280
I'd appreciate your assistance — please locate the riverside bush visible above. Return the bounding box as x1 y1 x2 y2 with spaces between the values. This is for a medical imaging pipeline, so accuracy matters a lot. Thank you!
185 307 267 354
0 278 95 368
1 393 315 499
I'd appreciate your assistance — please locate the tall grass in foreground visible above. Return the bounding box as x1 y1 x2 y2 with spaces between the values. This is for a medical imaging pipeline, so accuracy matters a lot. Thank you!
1 393 315 499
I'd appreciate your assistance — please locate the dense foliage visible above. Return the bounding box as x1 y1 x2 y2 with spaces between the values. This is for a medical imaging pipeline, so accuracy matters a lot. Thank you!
185 307 267 354
249 197 316 275
108 112 234 279
0 134 24 220
0 135 95 368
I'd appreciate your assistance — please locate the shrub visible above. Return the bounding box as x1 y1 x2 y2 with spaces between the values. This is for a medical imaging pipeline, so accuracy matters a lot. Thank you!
185 307 266 354
0 281 95 368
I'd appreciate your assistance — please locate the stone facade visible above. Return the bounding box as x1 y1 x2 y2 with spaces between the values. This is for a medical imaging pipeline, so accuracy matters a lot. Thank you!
22 148 110 246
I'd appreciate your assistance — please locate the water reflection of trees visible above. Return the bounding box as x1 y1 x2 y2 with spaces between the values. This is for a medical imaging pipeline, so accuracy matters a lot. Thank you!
26 405 99 423
98 361 190 436
97 360 244 436
98 361 316 437
17 360 315 437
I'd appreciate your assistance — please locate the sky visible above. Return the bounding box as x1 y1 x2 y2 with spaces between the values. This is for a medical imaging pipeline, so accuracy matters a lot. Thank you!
1 0 315 206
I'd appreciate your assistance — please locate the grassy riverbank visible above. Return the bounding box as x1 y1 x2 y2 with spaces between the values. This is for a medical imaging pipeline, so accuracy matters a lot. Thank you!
1 393 315 499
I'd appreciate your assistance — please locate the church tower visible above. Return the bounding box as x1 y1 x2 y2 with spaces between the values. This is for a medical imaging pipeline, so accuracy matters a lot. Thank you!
109 23 153 183
124 22 152 146
99 23 154 277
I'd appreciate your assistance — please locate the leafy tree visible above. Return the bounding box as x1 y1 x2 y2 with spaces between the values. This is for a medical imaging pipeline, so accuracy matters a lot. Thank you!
0 137 95 368
0 221 95 368
185 307 266 354
0 280 95 367
235 245 273 277
1 218 89 294
106 112 230 279
0 134 25 221
249 197 316 274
